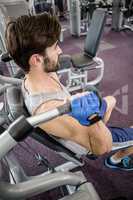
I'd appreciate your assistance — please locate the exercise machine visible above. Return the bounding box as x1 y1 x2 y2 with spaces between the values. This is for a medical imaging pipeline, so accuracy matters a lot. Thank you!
69 0 98 37
59 8 106 92
0 78 101 199
28 0 55 15
69 0 113 37
112 0 133 31
0 0 29 18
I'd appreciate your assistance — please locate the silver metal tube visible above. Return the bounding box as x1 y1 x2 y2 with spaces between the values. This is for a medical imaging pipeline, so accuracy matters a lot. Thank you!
0 130 17 159
0 172 83 199
27 108 60 127
0 75 22 85
86 57 104 86
0 84 10 94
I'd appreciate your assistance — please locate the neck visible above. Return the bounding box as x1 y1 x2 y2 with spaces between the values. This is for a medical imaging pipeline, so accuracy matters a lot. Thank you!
25 67 60 93
27 68 55 83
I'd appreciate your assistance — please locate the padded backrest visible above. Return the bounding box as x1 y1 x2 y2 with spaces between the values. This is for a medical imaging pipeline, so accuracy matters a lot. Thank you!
84 9 107 57
6 86 29 121
34 0 52 14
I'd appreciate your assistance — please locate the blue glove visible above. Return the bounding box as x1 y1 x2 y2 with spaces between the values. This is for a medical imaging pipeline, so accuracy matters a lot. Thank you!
69 92 102 126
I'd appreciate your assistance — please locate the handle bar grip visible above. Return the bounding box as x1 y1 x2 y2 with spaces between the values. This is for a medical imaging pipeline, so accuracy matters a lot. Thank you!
27 101 72 127
57 101 71 115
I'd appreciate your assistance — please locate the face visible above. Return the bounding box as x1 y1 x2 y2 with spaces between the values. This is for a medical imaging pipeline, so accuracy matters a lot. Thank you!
42 41 62 73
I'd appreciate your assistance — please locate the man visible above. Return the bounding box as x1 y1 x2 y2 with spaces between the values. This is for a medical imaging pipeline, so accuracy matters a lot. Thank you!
5 13 133 170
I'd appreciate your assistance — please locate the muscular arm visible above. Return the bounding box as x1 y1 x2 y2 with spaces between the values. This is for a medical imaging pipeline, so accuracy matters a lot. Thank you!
35 100 112 155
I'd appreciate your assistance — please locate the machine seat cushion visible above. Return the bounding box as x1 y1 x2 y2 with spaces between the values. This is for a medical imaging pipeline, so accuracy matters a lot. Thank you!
71 54 96 69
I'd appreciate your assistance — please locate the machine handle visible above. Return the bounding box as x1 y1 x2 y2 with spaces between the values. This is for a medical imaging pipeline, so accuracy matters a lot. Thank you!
57 101 71 115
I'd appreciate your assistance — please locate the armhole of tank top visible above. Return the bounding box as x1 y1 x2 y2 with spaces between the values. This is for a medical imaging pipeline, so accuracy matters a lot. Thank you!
32 98 66 116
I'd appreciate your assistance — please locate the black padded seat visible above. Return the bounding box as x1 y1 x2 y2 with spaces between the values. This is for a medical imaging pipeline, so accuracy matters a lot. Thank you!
71 54 96 69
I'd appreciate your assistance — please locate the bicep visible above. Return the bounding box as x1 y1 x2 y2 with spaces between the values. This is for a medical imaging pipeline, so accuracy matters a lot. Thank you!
35 100 83 140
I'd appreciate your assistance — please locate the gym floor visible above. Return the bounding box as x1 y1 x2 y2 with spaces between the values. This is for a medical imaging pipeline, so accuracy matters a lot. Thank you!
13 23 133 200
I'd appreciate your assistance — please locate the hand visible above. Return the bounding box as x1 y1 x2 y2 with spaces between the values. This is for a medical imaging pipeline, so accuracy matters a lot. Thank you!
69 92 101 126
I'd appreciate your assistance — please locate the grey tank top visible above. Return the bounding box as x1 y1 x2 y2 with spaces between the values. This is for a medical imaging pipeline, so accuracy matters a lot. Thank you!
21 78 71 115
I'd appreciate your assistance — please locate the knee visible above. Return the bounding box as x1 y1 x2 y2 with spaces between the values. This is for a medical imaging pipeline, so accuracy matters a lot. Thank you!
93 144 112 156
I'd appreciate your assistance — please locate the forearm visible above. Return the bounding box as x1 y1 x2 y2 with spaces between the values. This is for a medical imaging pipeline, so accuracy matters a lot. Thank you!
103 96 116 124
87 121 112 155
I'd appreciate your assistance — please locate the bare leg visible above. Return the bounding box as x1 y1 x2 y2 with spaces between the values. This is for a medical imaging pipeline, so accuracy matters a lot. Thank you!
111 146 133 160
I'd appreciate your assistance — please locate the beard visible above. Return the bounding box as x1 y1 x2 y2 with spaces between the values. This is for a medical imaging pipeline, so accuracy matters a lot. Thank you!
43 56 60 73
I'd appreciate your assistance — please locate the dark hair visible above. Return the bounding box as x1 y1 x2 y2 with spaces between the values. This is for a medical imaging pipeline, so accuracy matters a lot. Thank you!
5 13 61 72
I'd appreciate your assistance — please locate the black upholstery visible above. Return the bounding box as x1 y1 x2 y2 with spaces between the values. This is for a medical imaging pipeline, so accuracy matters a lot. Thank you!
124 0 133 18
34 0 53 14
6 86 29 121
71 9 107 69
71 54 95 69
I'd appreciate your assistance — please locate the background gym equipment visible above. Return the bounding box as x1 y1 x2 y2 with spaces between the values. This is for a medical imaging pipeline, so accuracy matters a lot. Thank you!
28 0 55 15
0 0 29 18
58 8 106 92
58 9 106 92
112 0 133 31
69 0 98 37
70 8 106 90
69 0 113 37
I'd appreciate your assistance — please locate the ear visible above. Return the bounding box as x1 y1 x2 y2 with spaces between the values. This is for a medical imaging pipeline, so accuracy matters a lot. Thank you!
29 54 43 67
